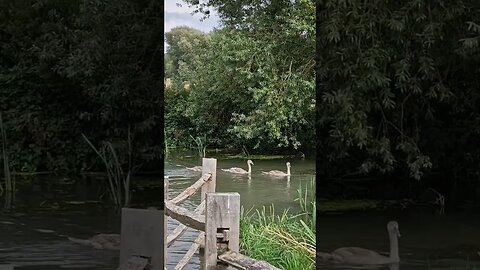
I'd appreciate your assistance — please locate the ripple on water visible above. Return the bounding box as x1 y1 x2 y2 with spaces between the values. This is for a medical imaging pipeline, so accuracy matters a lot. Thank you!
0 155 313 270
164 155 315 269
0 241 117 269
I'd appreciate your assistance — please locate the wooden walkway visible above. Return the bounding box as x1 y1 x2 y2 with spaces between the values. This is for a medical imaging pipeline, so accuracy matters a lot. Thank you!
114 158 280 270
164 158 280 270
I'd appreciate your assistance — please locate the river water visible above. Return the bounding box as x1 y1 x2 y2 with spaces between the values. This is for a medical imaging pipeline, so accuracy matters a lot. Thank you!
318 209 480 270
0 152 314 269
165 152 314 269
0 177 121 269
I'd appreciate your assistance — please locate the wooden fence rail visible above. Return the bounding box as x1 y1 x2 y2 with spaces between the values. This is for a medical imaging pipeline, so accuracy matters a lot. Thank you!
164 158 280 270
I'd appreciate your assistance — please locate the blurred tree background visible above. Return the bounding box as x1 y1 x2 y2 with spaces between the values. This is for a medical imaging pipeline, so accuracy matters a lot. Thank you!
164 0 316 155
318 0 480 204
0 0 163 174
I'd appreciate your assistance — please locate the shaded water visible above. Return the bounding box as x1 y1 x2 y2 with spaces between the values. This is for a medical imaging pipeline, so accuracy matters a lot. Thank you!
0 178 121 269
318 209 480 270
165 152 315 269
0 151 314 269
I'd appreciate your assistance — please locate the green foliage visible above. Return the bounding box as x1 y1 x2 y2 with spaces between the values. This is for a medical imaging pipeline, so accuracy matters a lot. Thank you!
318 0 480 180
82 134 131 207
0 0 162 173
164 26 210 81
240 206 315 270
295 177 316 230
238 176 316 269
165 0 315 153
164 53 175 79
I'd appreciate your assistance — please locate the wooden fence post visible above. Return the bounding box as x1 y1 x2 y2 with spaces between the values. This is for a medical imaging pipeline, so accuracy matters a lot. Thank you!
201 158 217 202
164 177 168 269
119 208 164 270
204 192 241 270
200 158 216 268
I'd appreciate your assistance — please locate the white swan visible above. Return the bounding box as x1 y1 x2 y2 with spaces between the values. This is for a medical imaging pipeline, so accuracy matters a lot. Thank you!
319 221 401 265
222 160 254 174
262 162 291 176
186 166 202 172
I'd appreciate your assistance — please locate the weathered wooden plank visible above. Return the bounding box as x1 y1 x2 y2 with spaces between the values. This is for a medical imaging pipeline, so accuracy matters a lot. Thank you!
116 255 149 270
227 197 240 253
164 201 205 231
169 173 211 205
167 200 206 247
201 158 217 202
167 224 187 248
205 193 240 269
218 251 281 270
174 232 205 270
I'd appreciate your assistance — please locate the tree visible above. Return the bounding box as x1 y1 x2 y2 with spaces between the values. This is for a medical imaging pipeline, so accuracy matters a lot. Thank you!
166 0 316 152
165 26 210 80
0 0 163 173
317 0 480 180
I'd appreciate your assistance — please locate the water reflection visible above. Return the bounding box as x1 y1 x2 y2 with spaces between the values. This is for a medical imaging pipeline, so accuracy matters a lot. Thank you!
0 180 121 270
3 192 13 210
0 153 314 270
318 210 480 270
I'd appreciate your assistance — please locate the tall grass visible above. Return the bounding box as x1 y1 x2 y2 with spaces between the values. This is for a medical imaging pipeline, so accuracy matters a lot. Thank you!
295 177 316 230
164 128 172 158
239 177 316 270
190 134 206 157
0 113 13 196
82 133 132 207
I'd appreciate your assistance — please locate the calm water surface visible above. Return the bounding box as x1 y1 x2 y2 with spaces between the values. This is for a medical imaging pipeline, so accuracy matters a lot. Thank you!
165 152 314 269
0 152 314 269
318 210 480 270
0 177 121 269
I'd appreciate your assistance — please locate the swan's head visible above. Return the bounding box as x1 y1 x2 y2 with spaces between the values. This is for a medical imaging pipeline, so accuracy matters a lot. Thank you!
387 221 401 237
286 162 291 167
247 159 254 165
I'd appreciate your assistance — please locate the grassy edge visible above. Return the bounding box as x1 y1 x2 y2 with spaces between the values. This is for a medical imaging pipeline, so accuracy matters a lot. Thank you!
238 177 316 270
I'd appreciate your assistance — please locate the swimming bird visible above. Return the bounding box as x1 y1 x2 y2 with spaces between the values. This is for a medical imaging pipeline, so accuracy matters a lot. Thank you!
68 234 120 250
186 166 202 172
262 162 291 176
319 221 401 265
222 160 254 174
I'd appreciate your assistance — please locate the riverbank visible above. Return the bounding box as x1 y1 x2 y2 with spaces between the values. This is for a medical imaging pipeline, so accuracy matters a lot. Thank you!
238 178 316 270
318 199 446 212
239 208 315 270
165 147 314 160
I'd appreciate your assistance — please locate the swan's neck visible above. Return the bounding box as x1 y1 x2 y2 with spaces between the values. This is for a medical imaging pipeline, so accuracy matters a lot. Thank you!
247 163 252 174
389 232 399 262
286 166 291 175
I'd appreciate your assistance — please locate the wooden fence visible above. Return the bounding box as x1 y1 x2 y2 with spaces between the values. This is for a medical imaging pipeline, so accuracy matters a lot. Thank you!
164 158 280 270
